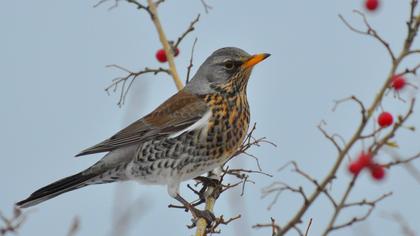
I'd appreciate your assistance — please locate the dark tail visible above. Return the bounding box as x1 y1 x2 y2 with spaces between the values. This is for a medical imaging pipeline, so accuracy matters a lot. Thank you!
16 172 97 208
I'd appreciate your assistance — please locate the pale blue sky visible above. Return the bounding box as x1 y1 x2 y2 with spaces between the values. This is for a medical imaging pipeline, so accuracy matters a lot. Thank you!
1 1 419 235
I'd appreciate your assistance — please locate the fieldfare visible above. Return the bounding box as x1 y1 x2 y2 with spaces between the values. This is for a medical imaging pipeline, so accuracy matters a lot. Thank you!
17 47 270 214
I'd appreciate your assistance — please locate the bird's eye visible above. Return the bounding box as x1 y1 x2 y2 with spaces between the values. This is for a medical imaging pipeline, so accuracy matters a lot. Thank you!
224 60 235 70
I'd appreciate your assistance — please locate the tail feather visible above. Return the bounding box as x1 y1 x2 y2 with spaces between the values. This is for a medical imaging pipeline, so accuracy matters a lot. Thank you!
16 172 97 208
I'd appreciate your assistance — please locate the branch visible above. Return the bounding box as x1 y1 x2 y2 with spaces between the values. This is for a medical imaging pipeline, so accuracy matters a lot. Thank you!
104 65 170 107
186 38 198 84
339 10 396 62
146 0 183 90
326 193 392 233
200 0 213 14
370 98 416 155
252 217 281 235
384 151 420 168
262 181 308 210
384 151 420 184
174 14 200 49
318 121 343 152
276 5 420 234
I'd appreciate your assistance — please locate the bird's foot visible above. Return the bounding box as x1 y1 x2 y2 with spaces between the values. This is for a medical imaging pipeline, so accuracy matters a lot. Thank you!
190 207 216 224
173 194 216 226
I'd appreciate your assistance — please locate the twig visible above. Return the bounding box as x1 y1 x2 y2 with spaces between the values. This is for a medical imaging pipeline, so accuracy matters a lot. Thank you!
104 65 170 107
262 181 308 210
384 151 420 184
186 38 198 84
318 121 343 152
304 218 313 236
174 15 200 49
0 208 28 236
223 168 272 196
370 98 416 155
332 95 367 121
66 216 80 236
206 215 241 234
326 192 392 233
384 151 420 168
339 10 396 62
200 0 213 14
400 63 420 76
252 217 281 236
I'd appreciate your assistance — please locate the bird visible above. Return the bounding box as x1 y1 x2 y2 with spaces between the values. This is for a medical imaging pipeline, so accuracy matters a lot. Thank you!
16 47 270 217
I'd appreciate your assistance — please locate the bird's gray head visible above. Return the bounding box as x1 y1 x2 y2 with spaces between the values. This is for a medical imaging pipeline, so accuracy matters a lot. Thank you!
185 47 270 94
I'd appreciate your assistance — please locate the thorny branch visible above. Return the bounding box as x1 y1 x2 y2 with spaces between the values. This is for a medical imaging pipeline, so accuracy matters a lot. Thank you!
258 2 420 235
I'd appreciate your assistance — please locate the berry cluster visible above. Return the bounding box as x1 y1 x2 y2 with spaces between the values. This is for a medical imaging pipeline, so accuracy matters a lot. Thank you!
364 0 380 11
347 75 412 180
348 152 385 180
376 75 410 129
155 48 180 63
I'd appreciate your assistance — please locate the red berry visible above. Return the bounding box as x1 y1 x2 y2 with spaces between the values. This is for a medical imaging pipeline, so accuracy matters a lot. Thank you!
358 152 373 167
377 112 394 128
348 161 364 175
348 152 373 175
369 164 385 180
155 49 167 63
155 48 179 63
365 0 379 11
391 75 406 90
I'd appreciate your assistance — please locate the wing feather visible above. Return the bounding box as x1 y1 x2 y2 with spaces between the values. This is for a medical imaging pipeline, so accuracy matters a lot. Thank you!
76 91 208 157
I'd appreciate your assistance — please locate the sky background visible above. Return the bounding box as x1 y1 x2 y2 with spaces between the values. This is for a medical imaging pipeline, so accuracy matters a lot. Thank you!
1 0 420 235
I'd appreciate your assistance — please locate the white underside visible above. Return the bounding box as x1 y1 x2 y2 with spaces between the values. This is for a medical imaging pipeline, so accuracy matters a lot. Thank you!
125 156 226 197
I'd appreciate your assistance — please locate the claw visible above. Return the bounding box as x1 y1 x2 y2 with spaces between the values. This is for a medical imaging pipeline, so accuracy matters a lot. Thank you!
174 194 216 225
190 208 216 224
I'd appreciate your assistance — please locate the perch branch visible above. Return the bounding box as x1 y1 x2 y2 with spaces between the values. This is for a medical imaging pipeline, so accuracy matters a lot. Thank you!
146 0 183 90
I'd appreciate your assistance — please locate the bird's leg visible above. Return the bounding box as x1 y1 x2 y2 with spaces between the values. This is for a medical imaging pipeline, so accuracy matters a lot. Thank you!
174 194 216 224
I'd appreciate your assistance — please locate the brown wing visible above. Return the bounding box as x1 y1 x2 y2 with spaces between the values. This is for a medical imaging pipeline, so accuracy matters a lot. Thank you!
76 91 208 157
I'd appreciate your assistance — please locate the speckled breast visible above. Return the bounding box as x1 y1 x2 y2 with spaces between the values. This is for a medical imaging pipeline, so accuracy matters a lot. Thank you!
203 92 250 159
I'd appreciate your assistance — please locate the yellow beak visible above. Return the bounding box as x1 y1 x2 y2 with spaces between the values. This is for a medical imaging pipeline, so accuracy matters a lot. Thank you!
242 53 271 69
